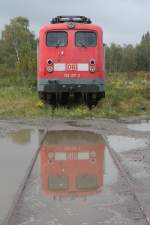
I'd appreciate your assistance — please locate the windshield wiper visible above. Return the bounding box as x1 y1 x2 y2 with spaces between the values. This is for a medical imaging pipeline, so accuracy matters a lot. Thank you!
79 41 87 48
56 41 62 48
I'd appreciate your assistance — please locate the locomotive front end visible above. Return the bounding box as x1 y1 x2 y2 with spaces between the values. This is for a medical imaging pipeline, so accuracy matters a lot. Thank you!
37 16 105 105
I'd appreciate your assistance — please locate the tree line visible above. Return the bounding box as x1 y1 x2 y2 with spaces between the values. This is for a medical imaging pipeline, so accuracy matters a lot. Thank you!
0 16 150 77
105 32 150 72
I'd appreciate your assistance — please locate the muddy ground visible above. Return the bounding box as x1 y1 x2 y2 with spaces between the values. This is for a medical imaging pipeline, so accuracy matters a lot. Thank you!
0 117 150 225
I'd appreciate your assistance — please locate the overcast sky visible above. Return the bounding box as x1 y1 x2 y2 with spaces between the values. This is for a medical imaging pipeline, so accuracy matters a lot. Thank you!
0 0 149 45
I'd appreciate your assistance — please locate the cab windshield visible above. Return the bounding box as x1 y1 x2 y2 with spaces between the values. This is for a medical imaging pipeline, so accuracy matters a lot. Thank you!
75 31 97 47
46 31 68 47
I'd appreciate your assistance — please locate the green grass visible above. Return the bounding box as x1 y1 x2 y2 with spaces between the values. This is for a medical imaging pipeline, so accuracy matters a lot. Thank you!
0 72 150 118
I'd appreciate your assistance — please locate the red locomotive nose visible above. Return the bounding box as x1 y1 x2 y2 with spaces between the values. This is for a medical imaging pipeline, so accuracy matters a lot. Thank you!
37 16 105 105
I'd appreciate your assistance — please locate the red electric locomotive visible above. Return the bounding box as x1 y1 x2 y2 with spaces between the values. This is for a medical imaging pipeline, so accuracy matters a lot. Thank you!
37 16 105 105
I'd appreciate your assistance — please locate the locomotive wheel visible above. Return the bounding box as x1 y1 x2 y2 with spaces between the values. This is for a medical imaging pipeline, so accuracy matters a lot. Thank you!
46 93 51 104
53 93 57 105
38 92 45 100
61 93 69 105
96 92 105 102
86 92 105 107
101 91 105 98
74 93 82 104
86 93 93 108
92 92 105 105
46 93 57 105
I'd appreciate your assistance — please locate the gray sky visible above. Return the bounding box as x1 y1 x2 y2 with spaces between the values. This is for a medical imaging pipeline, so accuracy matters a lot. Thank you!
0 0 149 45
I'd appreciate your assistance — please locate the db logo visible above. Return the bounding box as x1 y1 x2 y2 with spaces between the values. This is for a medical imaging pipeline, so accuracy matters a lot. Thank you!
66 64 77 71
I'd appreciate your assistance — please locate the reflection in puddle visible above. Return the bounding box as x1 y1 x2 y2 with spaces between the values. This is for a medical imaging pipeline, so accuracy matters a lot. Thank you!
11 131 121 225
107 135 148 153
5 131 124 225
128 120 150 132
40 131 104 197
39 131 118 198
8 129 32 145
0 129 39 223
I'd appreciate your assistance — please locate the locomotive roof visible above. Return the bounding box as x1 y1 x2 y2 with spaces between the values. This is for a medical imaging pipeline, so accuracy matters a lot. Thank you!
51 15 92 24
40 23 103 33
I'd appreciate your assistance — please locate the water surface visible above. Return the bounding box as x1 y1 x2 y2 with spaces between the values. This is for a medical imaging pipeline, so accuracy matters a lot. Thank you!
0 129 39 223
12 131 122 225
128 119 150 132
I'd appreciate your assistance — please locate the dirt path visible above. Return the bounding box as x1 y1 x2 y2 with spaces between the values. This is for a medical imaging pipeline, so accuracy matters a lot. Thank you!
0 118 150 225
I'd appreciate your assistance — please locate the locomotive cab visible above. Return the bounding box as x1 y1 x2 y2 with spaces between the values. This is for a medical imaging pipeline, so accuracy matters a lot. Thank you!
37 16 105 105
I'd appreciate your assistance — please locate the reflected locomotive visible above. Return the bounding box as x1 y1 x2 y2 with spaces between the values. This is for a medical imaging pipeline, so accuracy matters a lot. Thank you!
39 131 105 198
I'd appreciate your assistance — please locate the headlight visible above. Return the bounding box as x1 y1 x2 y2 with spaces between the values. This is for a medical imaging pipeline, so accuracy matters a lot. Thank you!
48 152 54 164
47 66 53 73
89 66 96 73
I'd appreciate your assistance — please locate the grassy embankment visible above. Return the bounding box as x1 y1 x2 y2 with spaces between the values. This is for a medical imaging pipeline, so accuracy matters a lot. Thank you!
0 72 149 118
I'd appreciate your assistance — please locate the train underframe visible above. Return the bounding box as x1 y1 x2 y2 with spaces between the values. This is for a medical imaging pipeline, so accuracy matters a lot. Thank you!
38 78 105 106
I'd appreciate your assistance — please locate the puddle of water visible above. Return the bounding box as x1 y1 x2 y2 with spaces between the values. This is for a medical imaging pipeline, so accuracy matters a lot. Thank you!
66 121 91 128
13 131 120 225
128 119 150 132
0 129 39 223
40 131 117 197
107 135 148 153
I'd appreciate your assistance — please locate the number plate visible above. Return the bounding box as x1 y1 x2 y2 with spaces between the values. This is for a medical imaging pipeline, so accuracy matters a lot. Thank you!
64 73 80 78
